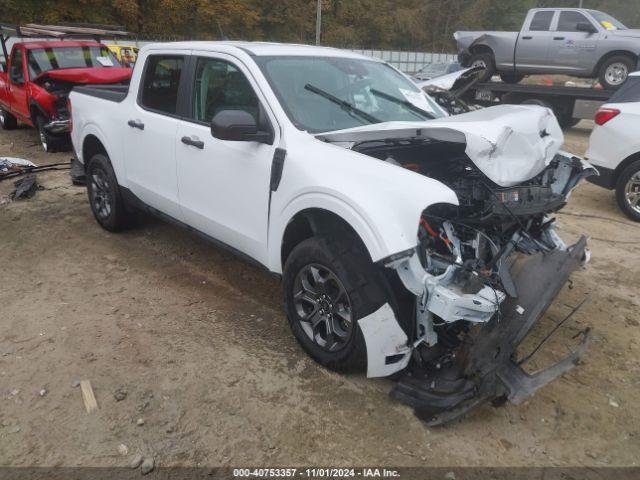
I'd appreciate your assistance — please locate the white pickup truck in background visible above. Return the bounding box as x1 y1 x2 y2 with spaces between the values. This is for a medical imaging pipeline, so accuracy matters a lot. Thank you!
69 41 595 425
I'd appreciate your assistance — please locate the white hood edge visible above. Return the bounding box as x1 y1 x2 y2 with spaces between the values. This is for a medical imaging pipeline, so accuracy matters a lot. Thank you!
316 105 564 188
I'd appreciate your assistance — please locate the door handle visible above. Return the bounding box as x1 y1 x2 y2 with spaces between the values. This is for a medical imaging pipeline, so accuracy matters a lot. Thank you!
553 36 565 40
127 119 144 130
181 136 204 149
522 36 533 40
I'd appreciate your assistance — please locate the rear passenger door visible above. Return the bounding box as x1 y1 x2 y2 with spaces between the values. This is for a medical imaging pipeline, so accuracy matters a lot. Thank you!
515 10 556 71
176 52 278 265
124 51 189 220
549 10 601 73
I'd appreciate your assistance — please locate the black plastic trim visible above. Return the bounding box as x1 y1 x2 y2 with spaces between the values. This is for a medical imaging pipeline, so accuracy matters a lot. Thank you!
586 164 615 190
73 84 129 103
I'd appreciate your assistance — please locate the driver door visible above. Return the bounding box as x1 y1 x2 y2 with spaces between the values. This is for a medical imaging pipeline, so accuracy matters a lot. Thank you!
176 53 279 265
8 47 29 121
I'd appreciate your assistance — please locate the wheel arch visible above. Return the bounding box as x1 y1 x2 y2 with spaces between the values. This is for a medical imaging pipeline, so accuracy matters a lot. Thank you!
468 43 495 58
280 208 373 270
269 194 393 275
82 134 108 168
593 50 638 77
613 151 640 185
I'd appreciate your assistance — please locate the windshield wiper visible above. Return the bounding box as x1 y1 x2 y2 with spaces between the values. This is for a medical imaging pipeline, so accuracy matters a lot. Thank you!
370 88 435 119
304 83 381 124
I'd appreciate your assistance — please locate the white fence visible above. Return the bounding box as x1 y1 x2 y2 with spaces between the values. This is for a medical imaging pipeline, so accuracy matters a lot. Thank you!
2 37 455 73
350 50 457 73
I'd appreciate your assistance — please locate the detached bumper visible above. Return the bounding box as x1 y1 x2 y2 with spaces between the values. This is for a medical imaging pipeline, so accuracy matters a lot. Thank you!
392 236 590 426
44 118 71 134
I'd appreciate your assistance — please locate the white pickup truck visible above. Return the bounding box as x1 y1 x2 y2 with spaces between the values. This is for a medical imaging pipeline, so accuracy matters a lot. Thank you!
70 42 595 424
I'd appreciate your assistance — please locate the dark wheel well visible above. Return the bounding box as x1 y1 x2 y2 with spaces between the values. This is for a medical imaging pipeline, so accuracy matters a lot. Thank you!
281 209 370 268
593 51 637 76
82 135 108 171
469 44 494 57
281 208 416 337
613 151 640 185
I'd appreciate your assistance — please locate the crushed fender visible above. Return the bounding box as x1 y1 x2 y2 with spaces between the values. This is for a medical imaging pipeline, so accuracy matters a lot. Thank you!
391 236 590 426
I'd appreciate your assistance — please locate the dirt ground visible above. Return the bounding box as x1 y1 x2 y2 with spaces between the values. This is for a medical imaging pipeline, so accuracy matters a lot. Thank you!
1 121 639 469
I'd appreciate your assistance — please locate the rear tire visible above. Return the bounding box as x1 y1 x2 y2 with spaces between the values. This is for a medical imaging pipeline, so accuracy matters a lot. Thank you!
598 55 635 90
615 159 640 222
86 153 133 232
0 107 18 130
469 52 496 83
283 233 393 373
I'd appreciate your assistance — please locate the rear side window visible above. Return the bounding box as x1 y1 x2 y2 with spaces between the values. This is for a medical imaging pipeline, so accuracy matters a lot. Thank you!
191 57 259 123
557 11 591 32
608 76 640 103
529 11 554 31
139 55 184 115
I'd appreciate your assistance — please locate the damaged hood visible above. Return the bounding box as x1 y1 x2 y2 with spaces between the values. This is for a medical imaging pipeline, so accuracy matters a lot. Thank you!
34 67 132 85
317 105 564 187
416 66 484 92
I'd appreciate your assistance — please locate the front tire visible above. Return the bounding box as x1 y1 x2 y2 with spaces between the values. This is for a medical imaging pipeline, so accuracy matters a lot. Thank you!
499 73 525 84
283 234 393 372
0 107 18 130
598 55 635 90
469 52 496 83
86 153 132 231
615 159 640 222
35 115 69 153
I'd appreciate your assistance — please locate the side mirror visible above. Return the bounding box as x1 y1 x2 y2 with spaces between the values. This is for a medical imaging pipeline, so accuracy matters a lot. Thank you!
210 110 273 144
576 22 597 33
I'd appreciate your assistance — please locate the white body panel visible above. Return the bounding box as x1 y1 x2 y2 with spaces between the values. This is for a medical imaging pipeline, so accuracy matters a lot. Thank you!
71 41 568 273
586 103 640 172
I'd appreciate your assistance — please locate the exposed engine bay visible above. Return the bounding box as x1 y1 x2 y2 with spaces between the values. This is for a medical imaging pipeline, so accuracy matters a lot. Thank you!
319 108 596 424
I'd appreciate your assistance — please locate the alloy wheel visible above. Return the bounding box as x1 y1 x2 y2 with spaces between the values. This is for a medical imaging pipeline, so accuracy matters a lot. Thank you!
625 171 640 214
90 168 113 220
293 263 353 352
605 62 628 87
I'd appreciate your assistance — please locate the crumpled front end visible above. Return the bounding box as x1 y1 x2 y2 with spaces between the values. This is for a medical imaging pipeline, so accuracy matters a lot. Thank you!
321 106 596 423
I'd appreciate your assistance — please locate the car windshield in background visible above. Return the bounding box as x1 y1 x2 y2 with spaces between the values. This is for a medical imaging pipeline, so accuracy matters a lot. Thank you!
256 56 444 133
589 10 627 30
27 46 121 78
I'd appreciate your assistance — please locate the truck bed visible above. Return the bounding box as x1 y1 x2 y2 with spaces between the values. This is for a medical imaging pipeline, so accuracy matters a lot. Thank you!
72 84 129 103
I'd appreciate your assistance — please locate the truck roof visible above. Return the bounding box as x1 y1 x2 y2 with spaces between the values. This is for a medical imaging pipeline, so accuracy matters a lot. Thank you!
16 40 104 50
141 41 381 60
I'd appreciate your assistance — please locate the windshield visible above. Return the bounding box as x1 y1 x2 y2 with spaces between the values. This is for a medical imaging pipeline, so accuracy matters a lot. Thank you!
589 10 627 30
27 46 121 78
256 56 444 133
419 63 448 75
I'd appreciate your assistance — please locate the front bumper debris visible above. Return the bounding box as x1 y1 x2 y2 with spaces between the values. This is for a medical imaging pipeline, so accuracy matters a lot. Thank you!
391 236 590 426
44 118 70 134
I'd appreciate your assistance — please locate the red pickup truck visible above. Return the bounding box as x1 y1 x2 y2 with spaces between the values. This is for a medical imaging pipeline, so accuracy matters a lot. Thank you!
0 40 132 152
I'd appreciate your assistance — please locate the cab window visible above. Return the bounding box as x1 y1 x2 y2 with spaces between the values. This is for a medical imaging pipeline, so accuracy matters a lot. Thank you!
191 57 259 123
529 11 554 32
557 11 592 32
139 55 184 115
